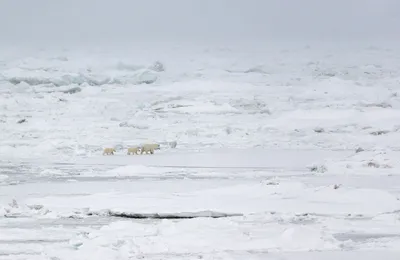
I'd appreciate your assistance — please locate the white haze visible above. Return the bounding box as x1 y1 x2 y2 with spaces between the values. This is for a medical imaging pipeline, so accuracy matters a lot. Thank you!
0 0 399 46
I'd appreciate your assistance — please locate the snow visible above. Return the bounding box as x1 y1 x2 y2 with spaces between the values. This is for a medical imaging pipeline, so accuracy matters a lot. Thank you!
18 176 400 216
1 43 400 259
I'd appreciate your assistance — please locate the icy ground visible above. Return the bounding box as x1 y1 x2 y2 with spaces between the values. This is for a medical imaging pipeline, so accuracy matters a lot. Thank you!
1 43 400 259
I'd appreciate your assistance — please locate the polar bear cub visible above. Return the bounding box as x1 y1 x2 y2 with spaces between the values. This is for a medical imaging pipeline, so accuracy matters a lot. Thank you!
103 147 116 155
141 143 160 155
127 147 141 155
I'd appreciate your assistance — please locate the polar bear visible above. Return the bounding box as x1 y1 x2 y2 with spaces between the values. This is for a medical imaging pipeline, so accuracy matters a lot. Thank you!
127 147 141 155
103 147 116 155
140 143 160 155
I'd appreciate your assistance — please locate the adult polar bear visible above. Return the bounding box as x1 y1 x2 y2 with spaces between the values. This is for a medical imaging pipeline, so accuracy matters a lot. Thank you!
141 143 160 154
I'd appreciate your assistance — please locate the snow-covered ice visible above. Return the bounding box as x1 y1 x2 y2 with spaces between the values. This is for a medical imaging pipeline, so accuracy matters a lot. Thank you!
2 43 400 259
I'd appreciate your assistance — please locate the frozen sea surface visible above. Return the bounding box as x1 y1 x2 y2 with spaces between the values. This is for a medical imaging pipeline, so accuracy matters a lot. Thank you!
1 43 400 259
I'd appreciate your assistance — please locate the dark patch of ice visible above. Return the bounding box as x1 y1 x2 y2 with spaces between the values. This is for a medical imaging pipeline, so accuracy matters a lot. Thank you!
360 102 392 108
370 130 390 136
308 164 327 173
355 147 364 153
92 210 243 219
313 127 325 133
62 86 81 94
334 232 400 242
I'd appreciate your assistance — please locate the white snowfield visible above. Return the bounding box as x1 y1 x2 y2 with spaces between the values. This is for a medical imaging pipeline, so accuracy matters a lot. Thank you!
1 43 400 259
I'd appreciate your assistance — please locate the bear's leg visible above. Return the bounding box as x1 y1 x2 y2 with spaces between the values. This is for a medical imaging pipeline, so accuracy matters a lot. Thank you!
150 149 154 154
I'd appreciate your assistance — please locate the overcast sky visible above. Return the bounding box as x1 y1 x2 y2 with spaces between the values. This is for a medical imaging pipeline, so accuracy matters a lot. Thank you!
0 0 399 46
